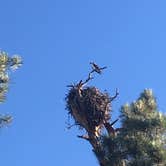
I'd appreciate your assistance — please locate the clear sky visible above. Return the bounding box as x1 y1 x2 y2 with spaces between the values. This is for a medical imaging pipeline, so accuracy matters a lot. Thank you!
0 0 166 166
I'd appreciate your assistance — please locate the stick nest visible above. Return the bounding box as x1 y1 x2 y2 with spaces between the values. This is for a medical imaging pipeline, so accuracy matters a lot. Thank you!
65 85 111 133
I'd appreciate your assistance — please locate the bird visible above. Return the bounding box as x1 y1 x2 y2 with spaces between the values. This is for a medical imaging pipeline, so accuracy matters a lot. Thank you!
90 62 107 74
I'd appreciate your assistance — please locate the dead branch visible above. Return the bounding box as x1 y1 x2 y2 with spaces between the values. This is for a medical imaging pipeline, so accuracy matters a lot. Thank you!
110 118 119 126
77 135 90 141
110 88 119 101
66 124 77 130
66 84 75 88
81 72 94 86
66 74 93 90
104 119 119 136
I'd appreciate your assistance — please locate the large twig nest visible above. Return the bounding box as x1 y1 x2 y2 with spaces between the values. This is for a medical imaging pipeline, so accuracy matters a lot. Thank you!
65 85 112 136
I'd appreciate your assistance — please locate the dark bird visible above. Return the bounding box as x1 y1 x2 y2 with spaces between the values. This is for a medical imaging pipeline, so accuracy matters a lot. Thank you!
90 62 107 74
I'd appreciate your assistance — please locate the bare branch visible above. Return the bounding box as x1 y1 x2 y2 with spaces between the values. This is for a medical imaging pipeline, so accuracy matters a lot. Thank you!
66 124 77 130
110 88 119 101
66 84 75 88
77 135 90 141
110 118 119 126
81 72 94 86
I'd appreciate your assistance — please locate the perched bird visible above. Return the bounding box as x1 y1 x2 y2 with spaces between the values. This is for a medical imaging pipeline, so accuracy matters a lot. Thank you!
90 62 107 74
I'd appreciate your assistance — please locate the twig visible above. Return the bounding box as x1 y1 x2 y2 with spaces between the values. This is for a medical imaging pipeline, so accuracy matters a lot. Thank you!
66 124 76 129
110 88 119 101
110 118 119 126
66 84 75 88
77 135 90 141
66 122 79 130
82 72 94 86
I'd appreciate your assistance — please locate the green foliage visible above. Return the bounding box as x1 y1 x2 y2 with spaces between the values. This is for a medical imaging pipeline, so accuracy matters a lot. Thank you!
100 136 125 166
0 51 22 126
100 89 166 166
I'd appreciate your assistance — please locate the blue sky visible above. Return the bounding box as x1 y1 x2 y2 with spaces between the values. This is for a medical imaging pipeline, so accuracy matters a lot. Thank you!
0 0 166 166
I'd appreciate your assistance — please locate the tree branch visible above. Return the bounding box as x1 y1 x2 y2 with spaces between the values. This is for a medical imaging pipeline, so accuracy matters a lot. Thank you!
77 135 90 141
110 88 119 101
110 118 119 126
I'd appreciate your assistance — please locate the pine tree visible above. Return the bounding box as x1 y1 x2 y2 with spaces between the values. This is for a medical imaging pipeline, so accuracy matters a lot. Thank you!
100 89 166 166
65 63 166 166
0 51 22 127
